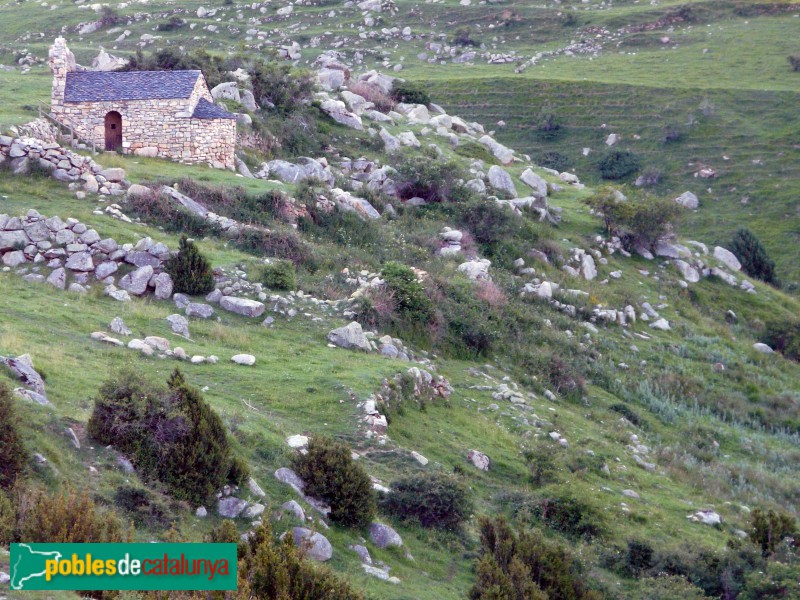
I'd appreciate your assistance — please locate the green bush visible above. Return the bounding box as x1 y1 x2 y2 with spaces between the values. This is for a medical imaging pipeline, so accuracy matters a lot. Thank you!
598 150 641 180
528 494 605 540
382 261 433 323
238 522 364 599
0 491 14 545
470 517 602 600
524 441 560 486
391 81 431 106
165 236 215 295
750 508 797 557
0 383 26 490
157 16 185 31
251 61 315 115
585 186 683 248
636 575 711 599
729 228 777 285
763 320 800 362
536 150 570 172
19 487 129 543
291 436 375 528
626 539 655 577
114 485 169 528
208 519 240 544
380 473 472 530
88 369 248 505
261 260 296 290
393 152 470 203
788 54 800 72
535 108 561 141
453 26 478 46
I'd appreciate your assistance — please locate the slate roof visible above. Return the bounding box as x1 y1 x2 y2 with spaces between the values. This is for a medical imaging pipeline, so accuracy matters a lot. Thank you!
192 98 236 120
64 70 202 102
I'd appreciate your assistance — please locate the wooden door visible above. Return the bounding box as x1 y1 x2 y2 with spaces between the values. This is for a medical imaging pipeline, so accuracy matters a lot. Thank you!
104 111 122 151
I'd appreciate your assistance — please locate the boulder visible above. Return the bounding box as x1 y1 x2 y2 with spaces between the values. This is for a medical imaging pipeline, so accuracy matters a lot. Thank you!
119 265 154 295
241 90 258 111
186 302 215 319
282 500 306 521
580 254 597 280
650 318 671 331
220 296 265 318
458 259 491 281
274 467 306 495
109 317 132 336
467 449 490 471
713 246 741 272
0 354 46 395
3 250 27 268
152 272 173 300
752 343 774 354
242 503 265 519
46 267 67 289
673 259 700 283
478 135 514 165
520 168 548 197
292 528 333 561
320 99 363 130
211 82 241 103
218 497 249 518
166 314 190 337
368 523 403 548
487 165 516 197
231 354 256 366
675 191 699 209
688 510 721 526
327 322 371 351
0 230 30 252
99 168 125 183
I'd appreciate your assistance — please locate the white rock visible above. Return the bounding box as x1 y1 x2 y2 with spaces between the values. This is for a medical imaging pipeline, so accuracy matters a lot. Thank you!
231 353 256 366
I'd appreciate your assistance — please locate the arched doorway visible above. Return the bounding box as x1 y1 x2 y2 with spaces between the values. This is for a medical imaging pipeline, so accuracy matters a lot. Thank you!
104 111 122 151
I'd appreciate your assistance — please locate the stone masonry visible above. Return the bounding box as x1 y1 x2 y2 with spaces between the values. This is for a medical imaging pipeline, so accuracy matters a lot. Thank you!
48 38 235 169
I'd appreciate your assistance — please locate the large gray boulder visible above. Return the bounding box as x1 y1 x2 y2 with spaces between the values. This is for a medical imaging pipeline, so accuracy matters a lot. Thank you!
369 523 403 548
211 82 241 103
327 322 371 351
274 467 306 495
673 259 700 283
152 272 173 300
292 528 333 561
320 99 364 130
2 250 27 268
713 246 741 272
0 354 46 395
119 265 154 295
520 168 548 197
186 302 215 319
220 296 266 318
675 191 699 209
218 497 249 518
64 251 94 272
0 230 29 251
487 165 516 197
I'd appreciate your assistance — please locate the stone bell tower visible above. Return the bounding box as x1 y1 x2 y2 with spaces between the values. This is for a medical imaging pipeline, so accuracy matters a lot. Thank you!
48 37 76 110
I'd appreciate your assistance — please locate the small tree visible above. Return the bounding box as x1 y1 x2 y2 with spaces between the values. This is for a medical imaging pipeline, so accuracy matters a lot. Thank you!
291 436 375 528
166 236 215 295
0 383 26 490
750 508 797 557
391 81 431 106
381 261 432 323
393 152 470 203
788 55 800 72
729 228 777 285
261 260 296 290
453 26 477 47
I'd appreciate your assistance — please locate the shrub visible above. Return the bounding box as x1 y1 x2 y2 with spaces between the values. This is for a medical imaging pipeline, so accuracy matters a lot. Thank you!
393 152 470 203
381 261 432 323
470 517 601 600
788 55 800 72
626 539 655 577
88 369 248 505
99 6 124 26
609 403 644 427
528 494 604 540
750 508 797 557
114 485 169 528
291 436 375 528
208 519 240 544
0 491 14 544
763 320 800 362
261 260 296 290
453 26 478 46
536 150 570 172
238 521 364 599
729 228 777 285
637 575 711 599
165 236 215 295
535 108 561 141
391 81 431 106
380 473 472 530
598 150 641 180
157 16 185 31
252 61 315 115
19 487 128 543
524 441 560 486
637 166 662 187
0 383 26 490
584 187 682 248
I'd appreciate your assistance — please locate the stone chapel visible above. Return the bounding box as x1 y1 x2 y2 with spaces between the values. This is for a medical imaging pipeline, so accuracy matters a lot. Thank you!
48 37 236 169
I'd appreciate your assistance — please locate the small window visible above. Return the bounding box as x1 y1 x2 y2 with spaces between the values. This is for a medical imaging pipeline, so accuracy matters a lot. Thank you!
111 124 116 129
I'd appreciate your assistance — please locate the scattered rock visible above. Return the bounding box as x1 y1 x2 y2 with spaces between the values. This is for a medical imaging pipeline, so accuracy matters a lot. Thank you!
231 354 256 366
675 191 699 209
282 500 306 521
327 322 371 351
752 343 774 354
291 527 333 561
713 246 741 272
218 497 249 518
369 522 403 548
220 296 266 318
467 449 490 471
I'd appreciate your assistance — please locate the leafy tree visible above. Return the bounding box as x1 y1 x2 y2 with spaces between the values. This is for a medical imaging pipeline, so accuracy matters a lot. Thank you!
393 151 470 203
729 228 777 285
0 383 26 490
291 436 375 528
166 236 215 295
380 473 472 530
